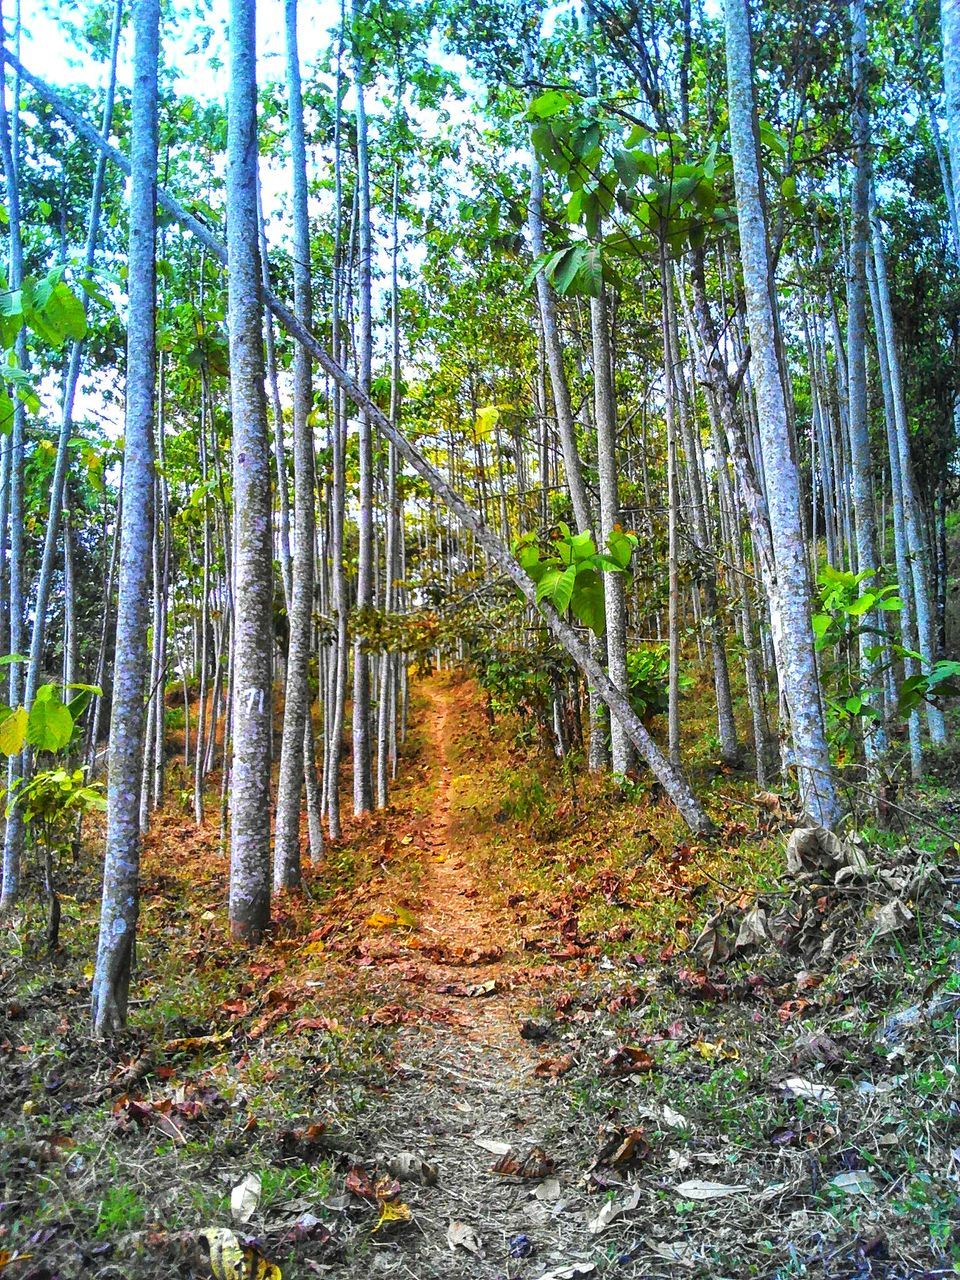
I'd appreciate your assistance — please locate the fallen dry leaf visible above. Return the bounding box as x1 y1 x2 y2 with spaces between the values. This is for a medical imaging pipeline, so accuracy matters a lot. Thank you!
779 1076 838 1103
373 1199 411 1231
474 1137 512 1156
200 1228 280 1280
674 1179 749 1199
230 1171 261 1223
603 1044 655 1075
533 1053 573 1078
386 1152 438 1185
447 1220 484 1257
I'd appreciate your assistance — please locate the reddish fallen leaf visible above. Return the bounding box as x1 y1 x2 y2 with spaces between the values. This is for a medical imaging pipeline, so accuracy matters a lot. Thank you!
492 1145 555 1180
220 999 249 1017
777 998 812 1022
603 1045 655 1075
533 1054 573 1079
345 1167 378 1202
366 1005 415 1026
609 1126 650 1167
290 1015 340 1033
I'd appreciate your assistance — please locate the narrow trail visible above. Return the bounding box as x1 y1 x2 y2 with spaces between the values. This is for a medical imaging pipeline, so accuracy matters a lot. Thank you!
339 679 598 1278
402 679 531 1053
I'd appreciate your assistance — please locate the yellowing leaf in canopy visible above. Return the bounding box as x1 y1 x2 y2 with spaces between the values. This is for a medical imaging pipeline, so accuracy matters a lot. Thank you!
0 706 27 756
474 404 500 439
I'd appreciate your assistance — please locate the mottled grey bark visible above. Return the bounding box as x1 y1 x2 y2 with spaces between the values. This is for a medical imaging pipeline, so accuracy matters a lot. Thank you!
866 251 923 777
325 13 348 840
914 8 960 254
591 286 632 776
226 0 273 941
869 196 947 745
845 0 887 759
942 0 960 229
524 50 592 537
351 1 374 815
672 267 739 765
274 0 320 889
376 163 401 811
723 0 841 827
0 0 25 911
660 247 681 768
90 0 159 1033
152 356 170 808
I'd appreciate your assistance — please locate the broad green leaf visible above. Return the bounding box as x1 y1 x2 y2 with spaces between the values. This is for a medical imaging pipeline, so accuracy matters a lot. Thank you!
570 568 606 635
847 593 875 616
27 695 74 752
550 563 577 613
606 529 635 570
528 89 569 119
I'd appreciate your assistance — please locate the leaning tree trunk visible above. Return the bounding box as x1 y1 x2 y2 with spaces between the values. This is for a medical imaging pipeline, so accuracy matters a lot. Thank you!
90 0 159 1034
226 0 273 942
723 0 841 828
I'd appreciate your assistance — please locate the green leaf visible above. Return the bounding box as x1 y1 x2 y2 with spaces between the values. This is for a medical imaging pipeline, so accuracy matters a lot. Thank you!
551 563 577 613
528 89 569 119
613 148 642 190
27 694 74 752
552 245 585 295
570 568 607 635
606 529 635 570
45 281 88 343
846 593 875 616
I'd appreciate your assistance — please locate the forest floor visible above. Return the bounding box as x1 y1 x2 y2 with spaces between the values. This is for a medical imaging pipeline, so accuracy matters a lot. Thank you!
2 674 960 1280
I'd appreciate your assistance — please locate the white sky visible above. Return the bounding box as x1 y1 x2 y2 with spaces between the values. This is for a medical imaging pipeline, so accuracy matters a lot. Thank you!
21 0 343 100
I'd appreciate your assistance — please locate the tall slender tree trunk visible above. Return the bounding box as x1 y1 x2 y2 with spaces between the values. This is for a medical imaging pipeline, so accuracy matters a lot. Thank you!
591 286 632 776
274 0 320 888
351 2 374 815
376 163 401 811
867 250 923 777
845 0 887 760
868 197 947 745
0 0 26 911
942 0 960 225
226 0 273 942
524 51 592 537
325 4 348 839
90 0 159 1032
723 0 841 828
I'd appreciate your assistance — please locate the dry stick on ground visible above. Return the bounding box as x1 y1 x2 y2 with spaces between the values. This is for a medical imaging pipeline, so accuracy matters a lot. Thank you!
14 52 714 836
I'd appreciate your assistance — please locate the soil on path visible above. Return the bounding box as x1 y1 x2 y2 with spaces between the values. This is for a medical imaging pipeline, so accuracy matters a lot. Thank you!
331 679 602 1279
